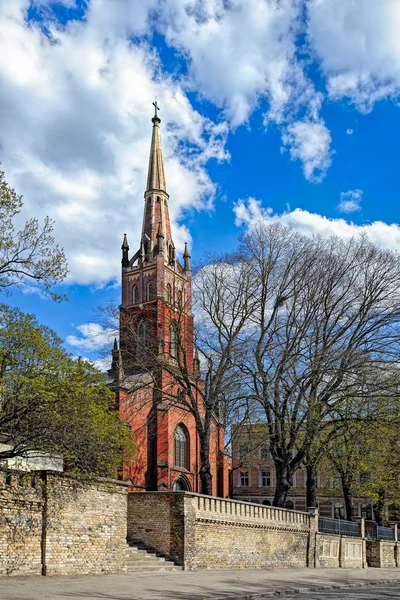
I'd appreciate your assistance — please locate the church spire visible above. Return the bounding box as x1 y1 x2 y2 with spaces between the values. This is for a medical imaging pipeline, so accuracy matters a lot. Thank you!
146 100 166 193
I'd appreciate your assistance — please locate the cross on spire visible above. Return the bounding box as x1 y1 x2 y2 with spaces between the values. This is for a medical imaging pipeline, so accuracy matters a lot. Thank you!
152 99 160 118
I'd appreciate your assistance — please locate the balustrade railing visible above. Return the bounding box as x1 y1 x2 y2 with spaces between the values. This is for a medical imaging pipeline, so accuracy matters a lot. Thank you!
318 517 360 537
365 522 394 541
194 495 310 525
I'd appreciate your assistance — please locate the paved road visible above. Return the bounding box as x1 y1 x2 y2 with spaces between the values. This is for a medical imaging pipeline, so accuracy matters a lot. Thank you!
1 568 400 600
281 582 400 598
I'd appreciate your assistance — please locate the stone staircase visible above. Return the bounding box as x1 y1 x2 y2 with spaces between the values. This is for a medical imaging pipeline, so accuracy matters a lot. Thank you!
126 540 181 572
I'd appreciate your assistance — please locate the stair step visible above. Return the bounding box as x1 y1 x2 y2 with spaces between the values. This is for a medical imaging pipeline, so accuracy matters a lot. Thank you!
125 540 180 571
127 565 180 572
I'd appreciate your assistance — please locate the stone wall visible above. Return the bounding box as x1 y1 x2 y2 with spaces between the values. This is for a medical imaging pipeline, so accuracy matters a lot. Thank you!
0 470 128 576
0 471 43 576
366 540 398 568
128 492 313 570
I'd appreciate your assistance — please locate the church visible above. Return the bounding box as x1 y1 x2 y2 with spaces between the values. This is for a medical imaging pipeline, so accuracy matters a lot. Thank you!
109 104 229 497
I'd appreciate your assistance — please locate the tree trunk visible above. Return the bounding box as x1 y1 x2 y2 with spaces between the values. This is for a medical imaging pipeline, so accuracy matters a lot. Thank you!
199 457 212 495
342 479 355 521
273 461 290 507
306 464 317 509
373 489 386 526
198 427 212 495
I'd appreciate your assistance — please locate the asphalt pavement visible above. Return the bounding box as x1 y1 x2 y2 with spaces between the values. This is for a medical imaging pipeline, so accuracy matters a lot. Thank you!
1 568 400 600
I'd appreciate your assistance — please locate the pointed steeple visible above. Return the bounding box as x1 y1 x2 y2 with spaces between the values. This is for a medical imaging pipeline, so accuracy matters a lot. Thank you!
121 233 129 267
183 242 191 273
146 100 166 193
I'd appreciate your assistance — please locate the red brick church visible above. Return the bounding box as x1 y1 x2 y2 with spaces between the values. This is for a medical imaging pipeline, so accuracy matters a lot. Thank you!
109 104 228 497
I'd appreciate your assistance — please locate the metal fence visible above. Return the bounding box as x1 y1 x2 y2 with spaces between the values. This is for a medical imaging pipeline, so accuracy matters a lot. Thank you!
365 522 394 541
318 517 360 537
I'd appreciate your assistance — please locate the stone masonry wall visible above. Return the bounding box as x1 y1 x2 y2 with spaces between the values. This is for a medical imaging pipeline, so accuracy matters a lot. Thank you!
316 534 340 568
127 492 184 564
186 494 311 570
366 540 398 568
0 471 43 576
44 474 128 575
128 492 312 570
0 470 128 577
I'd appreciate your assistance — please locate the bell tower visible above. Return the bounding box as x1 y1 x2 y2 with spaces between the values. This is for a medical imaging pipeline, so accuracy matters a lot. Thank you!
114 102 200 492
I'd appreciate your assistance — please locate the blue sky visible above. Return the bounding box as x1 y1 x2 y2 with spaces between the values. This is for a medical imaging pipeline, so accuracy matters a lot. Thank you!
1 0 400 364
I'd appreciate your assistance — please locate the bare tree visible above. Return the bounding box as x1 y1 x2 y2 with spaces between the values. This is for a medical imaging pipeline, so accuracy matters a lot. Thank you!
238 223 400 507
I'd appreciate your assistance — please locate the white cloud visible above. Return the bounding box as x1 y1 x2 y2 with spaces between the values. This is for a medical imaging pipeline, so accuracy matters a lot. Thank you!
337 189 363 214
155 0 332 180
66 323 115 352
281 120 333 182
0 0 228 286
234 198 400 252
307 0 400 111
346 128 353 135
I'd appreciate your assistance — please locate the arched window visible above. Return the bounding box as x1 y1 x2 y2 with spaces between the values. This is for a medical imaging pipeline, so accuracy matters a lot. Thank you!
262 499 271 506
360 503 373 520
177 290 183 308
166 283 172 303
137 318 150 348
147 281 154 301
388 503 399 521
284 500 294 510
174 424 189 469
170 322 178 359
169 244 173 263
333 502 345 519
132 285 139 304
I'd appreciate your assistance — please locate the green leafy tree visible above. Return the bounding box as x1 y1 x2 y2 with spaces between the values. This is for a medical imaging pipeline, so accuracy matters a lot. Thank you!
0 305 134 477
0 170 67 301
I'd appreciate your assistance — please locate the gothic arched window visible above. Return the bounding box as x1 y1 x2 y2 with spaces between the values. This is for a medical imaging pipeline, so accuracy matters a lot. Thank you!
137 318 150 348
360 503 373 520
166 283 172 304
174 424 189 469
132 285 139 304
333 502 345 519
170 322 178 359
147 281 154 302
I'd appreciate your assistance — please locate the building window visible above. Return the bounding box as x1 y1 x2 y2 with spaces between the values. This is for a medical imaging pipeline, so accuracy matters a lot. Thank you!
333 502 345 519
177 290 183 308
360 503 373 520
147 281 154 301
132 285 139 304
239 471 249 487
174 424 189 470
262 499 271 506
137 318 150 348
259 444 270 459
284 500 294 510
166 283 172 303
259 471 271 487
170 323 178 359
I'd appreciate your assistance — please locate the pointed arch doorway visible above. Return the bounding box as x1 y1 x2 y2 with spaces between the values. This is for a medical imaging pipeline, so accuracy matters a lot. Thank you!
172 475 191 491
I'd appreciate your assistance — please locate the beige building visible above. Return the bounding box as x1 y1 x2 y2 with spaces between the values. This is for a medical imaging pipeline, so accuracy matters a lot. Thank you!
231 423 376 520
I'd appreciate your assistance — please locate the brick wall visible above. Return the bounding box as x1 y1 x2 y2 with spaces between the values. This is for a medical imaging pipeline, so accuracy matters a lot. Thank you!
0 471 43 576
128 492 313 570
0 470 128 576
366 540 398 568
